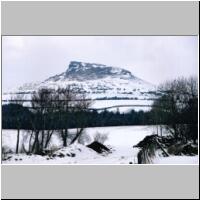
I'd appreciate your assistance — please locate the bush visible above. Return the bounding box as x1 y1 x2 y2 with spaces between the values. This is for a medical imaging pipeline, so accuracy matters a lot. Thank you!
93 132 108 144
2 145 13 160
77 132 92 145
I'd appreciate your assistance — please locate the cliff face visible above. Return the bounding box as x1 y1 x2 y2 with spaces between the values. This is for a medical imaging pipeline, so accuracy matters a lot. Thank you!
45 61 136 81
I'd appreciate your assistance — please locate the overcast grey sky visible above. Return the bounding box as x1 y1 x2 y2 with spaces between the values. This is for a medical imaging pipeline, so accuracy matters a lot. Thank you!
2 36 198 90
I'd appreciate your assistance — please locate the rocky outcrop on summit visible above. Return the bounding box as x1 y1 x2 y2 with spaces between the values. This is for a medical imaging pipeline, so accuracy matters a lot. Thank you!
46 61 137 82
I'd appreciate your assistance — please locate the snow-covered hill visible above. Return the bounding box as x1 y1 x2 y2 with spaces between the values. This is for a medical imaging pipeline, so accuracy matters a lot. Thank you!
3 61 157 100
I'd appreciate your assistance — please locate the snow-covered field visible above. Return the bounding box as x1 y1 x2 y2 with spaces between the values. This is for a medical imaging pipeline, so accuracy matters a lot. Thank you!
2 99 153 113
91 99 153 112
2 126 198 165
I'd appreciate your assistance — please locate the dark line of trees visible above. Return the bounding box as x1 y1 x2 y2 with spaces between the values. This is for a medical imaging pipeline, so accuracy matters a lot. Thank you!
2 105 156 129
2 102 197 131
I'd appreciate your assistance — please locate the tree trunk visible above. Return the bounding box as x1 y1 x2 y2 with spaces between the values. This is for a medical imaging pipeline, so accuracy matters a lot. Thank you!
160 126 162 137
44 130 54 148
28 131 34 152
16 128 20 154
63 137 67 147
70 128 84 145
63 129 68 147
60 129 67 147
41 130 44 150
34 131 41 154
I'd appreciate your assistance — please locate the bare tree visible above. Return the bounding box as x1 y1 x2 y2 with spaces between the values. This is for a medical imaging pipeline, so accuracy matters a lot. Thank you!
55 86 92 146
30 88 57 154
70 93 92 145
10 94 25 154
152 76 198 143
23 86 92 154
56 86 77 147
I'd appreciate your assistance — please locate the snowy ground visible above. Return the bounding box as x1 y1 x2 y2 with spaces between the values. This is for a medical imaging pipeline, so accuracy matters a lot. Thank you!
91 99 153 112
2 98 153 113
2 126 198 165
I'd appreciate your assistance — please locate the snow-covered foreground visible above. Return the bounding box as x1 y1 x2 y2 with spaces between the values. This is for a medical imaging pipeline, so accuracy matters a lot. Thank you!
2 126 154 164
2 126 198 164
